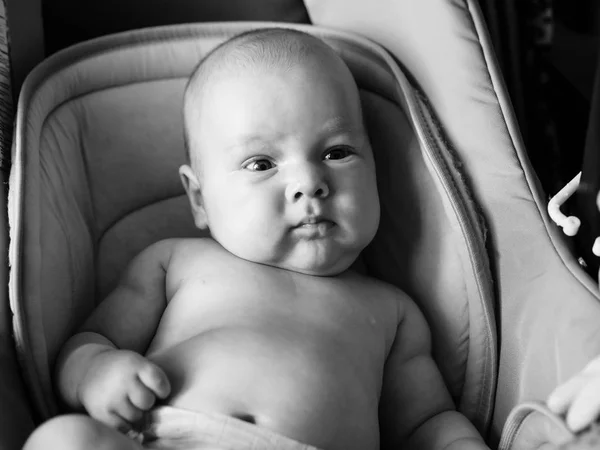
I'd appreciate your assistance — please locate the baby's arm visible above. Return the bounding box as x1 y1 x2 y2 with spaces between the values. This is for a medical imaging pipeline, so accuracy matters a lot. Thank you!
547 355 600 432
55 239 177 431
379 292 489 450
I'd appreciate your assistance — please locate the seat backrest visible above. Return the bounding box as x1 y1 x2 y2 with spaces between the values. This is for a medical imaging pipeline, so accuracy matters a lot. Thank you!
9 23 497 435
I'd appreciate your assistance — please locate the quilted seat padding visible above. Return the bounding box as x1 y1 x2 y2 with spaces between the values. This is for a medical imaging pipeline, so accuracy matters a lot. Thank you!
8 22 495 438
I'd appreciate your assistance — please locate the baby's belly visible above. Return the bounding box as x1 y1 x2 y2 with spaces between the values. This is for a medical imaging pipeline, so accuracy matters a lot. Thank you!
147 327 379 450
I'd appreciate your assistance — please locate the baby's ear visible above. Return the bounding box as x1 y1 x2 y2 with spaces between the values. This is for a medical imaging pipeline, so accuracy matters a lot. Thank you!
179 164 208 230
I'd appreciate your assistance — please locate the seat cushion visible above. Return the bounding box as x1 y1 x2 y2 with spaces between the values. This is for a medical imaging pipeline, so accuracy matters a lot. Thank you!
9 23 495 435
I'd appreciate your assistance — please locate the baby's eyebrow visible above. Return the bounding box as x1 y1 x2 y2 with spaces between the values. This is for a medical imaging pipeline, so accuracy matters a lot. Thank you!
226 134 282 155
321 117 361 135
229 135 270 148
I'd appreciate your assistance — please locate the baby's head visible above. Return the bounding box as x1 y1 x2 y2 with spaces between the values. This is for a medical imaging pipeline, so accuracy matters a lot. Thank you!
180 28 380 276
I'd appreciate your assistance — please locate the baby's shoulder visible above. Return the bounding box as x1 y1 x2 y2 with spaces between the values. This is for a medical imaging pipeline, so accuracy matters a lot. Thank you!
346 272 413 321
158 237 223 264
359 274 432 332
132 237 220 272
353 271 410 299
346 273 427 352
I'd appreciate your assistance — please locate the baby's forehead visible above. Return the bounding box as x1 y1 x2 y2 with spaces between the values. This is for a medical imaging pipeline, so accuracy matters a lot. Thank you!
184 30 360 156
190 31 342 93
185 45 344 123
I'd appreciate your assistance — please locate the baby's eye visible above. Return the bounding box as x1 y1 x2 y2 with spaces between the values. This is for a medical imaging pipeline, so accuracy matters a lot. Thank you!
324 146 352 161
244 159 275 172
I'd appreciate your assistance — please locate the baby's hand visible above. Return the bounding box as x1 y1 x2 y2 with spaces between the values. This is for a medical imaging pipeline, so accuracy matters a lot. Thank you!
78 349 171 432
548 356 600 432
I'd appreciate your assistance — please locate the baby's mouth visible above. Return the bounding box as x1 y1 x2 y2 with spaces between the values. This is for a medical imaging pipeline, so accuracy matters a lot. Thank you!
296 214 333 226
293 216 336 237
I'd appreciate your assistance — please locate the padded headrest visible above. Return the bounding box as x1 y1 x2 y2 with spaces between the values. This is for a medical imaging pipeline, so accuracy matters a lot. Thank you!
8 23 496 434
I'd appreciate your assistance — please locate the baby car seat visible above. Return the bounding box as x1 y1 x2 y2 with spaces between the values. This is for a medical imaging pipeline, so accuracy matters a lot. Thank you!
2 1 600 449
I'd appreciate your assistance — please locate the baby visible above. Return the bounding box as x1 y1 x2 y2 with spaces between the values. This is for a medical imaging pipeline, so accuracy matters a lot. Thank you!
23 28 489 450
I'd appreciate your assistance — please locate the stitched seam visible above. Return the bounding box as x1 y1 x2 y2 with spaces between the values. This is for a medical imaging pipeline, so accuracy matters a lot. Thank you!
415 93 496 433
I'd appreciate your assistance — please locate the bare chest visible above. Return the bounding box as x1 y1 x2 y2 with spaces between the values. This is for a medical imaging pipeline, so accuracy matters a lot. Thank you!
144 258 396 450
149 264 393 358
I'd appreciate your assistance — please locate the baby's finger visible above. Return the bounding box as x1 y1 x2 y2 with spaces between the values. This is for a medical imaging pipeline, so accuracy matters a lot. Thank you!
565 379 600 432
113 398 145 425
95 410 133 434
138 362 171 400
113 417 134 435
547 375 588 414
129 381 157 411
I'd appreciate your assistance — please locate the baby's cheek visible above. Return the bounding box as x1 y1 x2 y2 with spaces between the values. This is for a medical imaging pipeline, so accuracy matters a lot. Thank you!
345 193 380 244
225 201 279 243
339 187 377 219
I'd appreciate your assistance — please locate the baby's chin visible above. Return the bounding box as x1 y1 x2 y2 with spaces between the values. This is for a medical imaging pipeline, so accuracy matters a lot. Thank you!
288 258 357 277
214 237 362 276
262 250 360 277
275 264 348 277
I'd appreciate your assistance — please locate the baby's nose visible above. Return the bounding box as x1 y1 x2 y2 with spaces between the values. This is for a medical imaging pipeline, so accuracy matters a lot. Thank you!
285 167 330 202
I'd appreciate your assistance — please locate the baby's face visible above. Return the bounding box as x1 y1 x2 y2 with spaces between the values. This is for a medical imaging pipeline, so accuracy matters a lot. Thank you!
183 56 380 276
